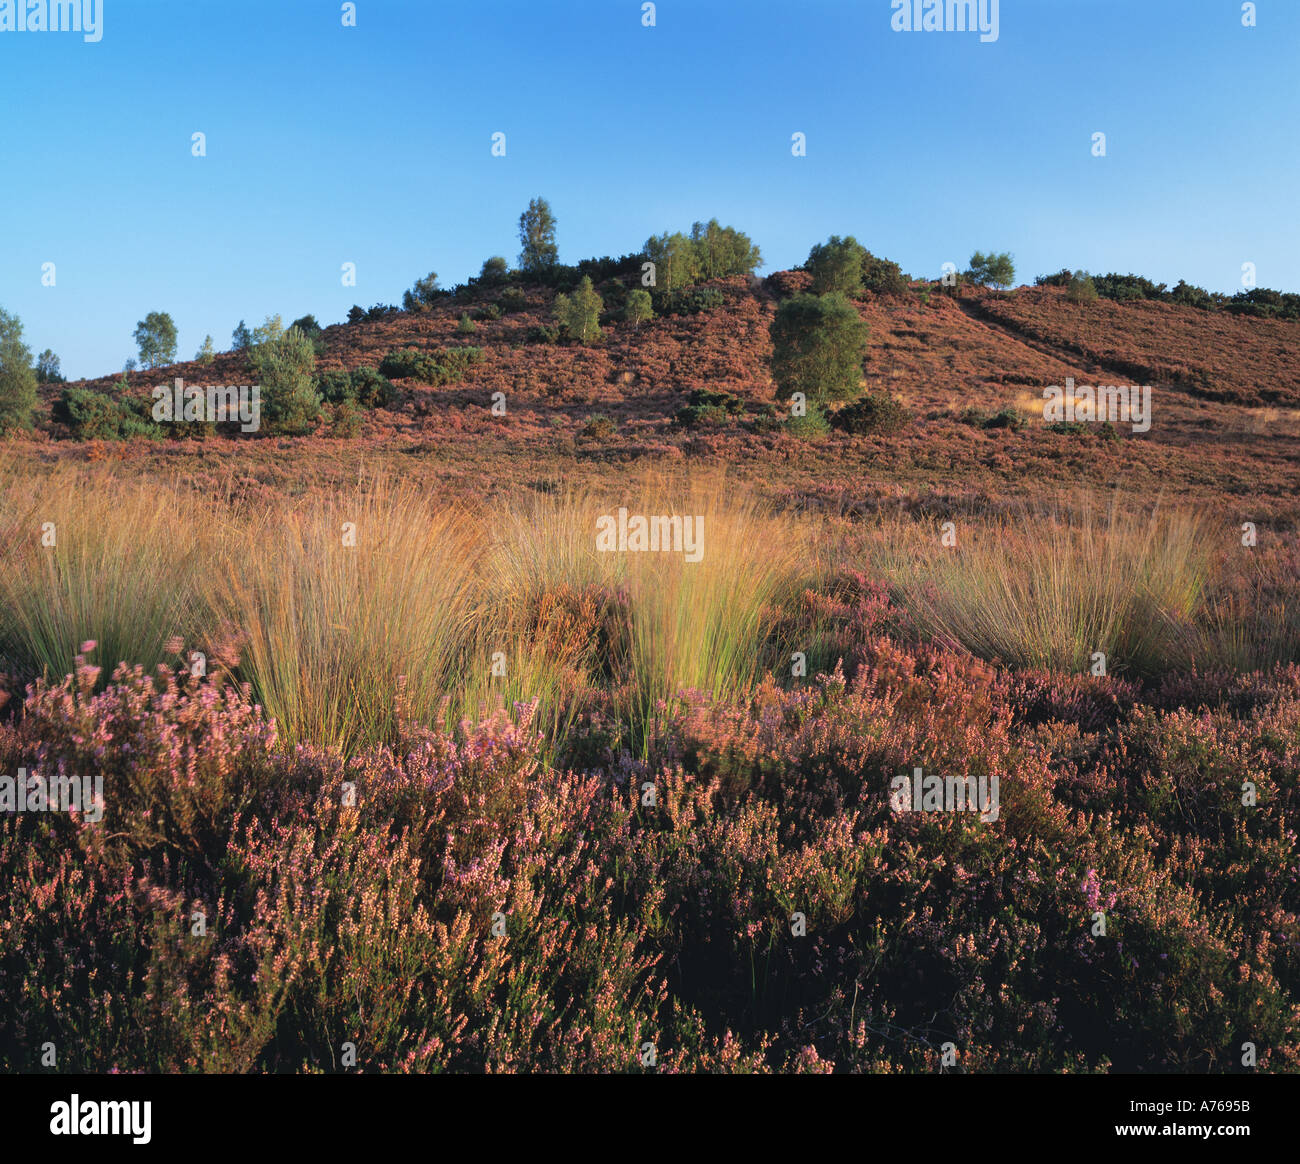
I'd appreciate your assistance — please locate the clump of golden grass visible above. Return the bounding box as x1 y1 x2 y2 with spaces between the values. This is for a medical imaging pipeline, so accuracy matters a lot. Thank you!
0 462 213 684
866 496 1212 676
209 477 484 752
0 461 1287 753
471 476 821 747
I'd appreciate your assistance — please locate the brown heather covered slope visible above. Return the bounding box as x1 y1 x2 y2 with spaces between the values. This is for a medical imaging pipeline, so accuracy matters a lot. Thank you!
22 277 1300 524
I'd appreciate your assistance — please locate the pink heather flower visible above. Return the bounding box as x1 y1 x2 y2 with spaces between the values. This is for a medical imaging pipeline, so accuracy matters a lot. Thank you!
1081 867 1102 913
80 640 97 654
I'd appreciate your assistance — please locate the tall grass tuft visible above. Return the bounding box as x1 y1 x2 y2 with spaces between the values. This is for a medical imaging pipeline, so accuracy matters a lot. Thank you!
0 465 210 686
868 497 1212 676
210 478 483 752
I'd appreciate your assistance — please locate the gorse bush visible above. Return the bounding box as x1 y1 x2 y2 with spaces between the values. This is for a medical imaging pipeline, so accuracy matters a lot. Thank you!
499 287 528 313
378 346 484 385
52 385 160 441
861 250 909 295
657 286 725 316
785 404 832 440
675 388 746 428
315 367 394 409
831 393 911 435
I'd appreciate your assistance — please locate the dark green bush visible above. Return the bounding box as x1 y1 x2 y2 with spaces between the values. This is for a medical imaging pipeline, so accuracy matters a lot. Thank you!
675 388 746 428
832 393 911 435
316 367 395 409
786 405 832 439
657 286 725 316
53 385 162 441
378 347 483 386
329 398 364 438
500 288 528 314
525 325 560 345
861 251 910 296
984 407 1029 431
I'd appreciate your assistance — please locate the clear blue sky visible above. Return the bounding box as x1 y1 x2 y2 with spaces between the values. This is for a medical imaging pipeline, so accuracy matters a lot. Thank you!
1 0 1296 379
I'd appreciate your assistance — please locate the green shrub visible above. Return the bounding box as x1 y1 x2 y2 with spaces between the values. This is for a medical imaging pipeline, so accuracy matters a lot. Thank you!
861 250 910 296
458 313 476 334
658 286 725 316
1092 272 1166 301
832 393 911 435
316 367 395 409
985 407 1029 431
769 293 869 405
329 398 364 438
378 347 483 386
785 405 832 440
250 326 321 436
289 315 326 355
472 303 502 323
1035 269 1074 288
525 326 560 345
500 288 528 313
675 388 746 428
403 271 442 313
479 256 509 286
53 385 163 441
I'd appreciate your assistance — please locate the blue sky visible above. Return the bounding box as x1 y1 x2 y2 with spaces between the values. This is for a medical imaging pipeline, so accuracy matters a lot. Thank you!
1 0 1296 379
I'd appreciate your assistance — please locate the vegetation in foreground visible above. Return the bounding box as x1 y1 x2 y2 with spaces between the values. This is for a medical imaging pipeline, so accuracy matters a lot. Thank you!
0 469 1296 1072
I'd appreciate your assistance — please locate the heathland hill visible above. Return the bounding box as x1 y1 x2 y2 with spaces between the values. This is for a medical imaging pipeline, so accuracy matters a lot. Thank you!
32 275 1300 523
